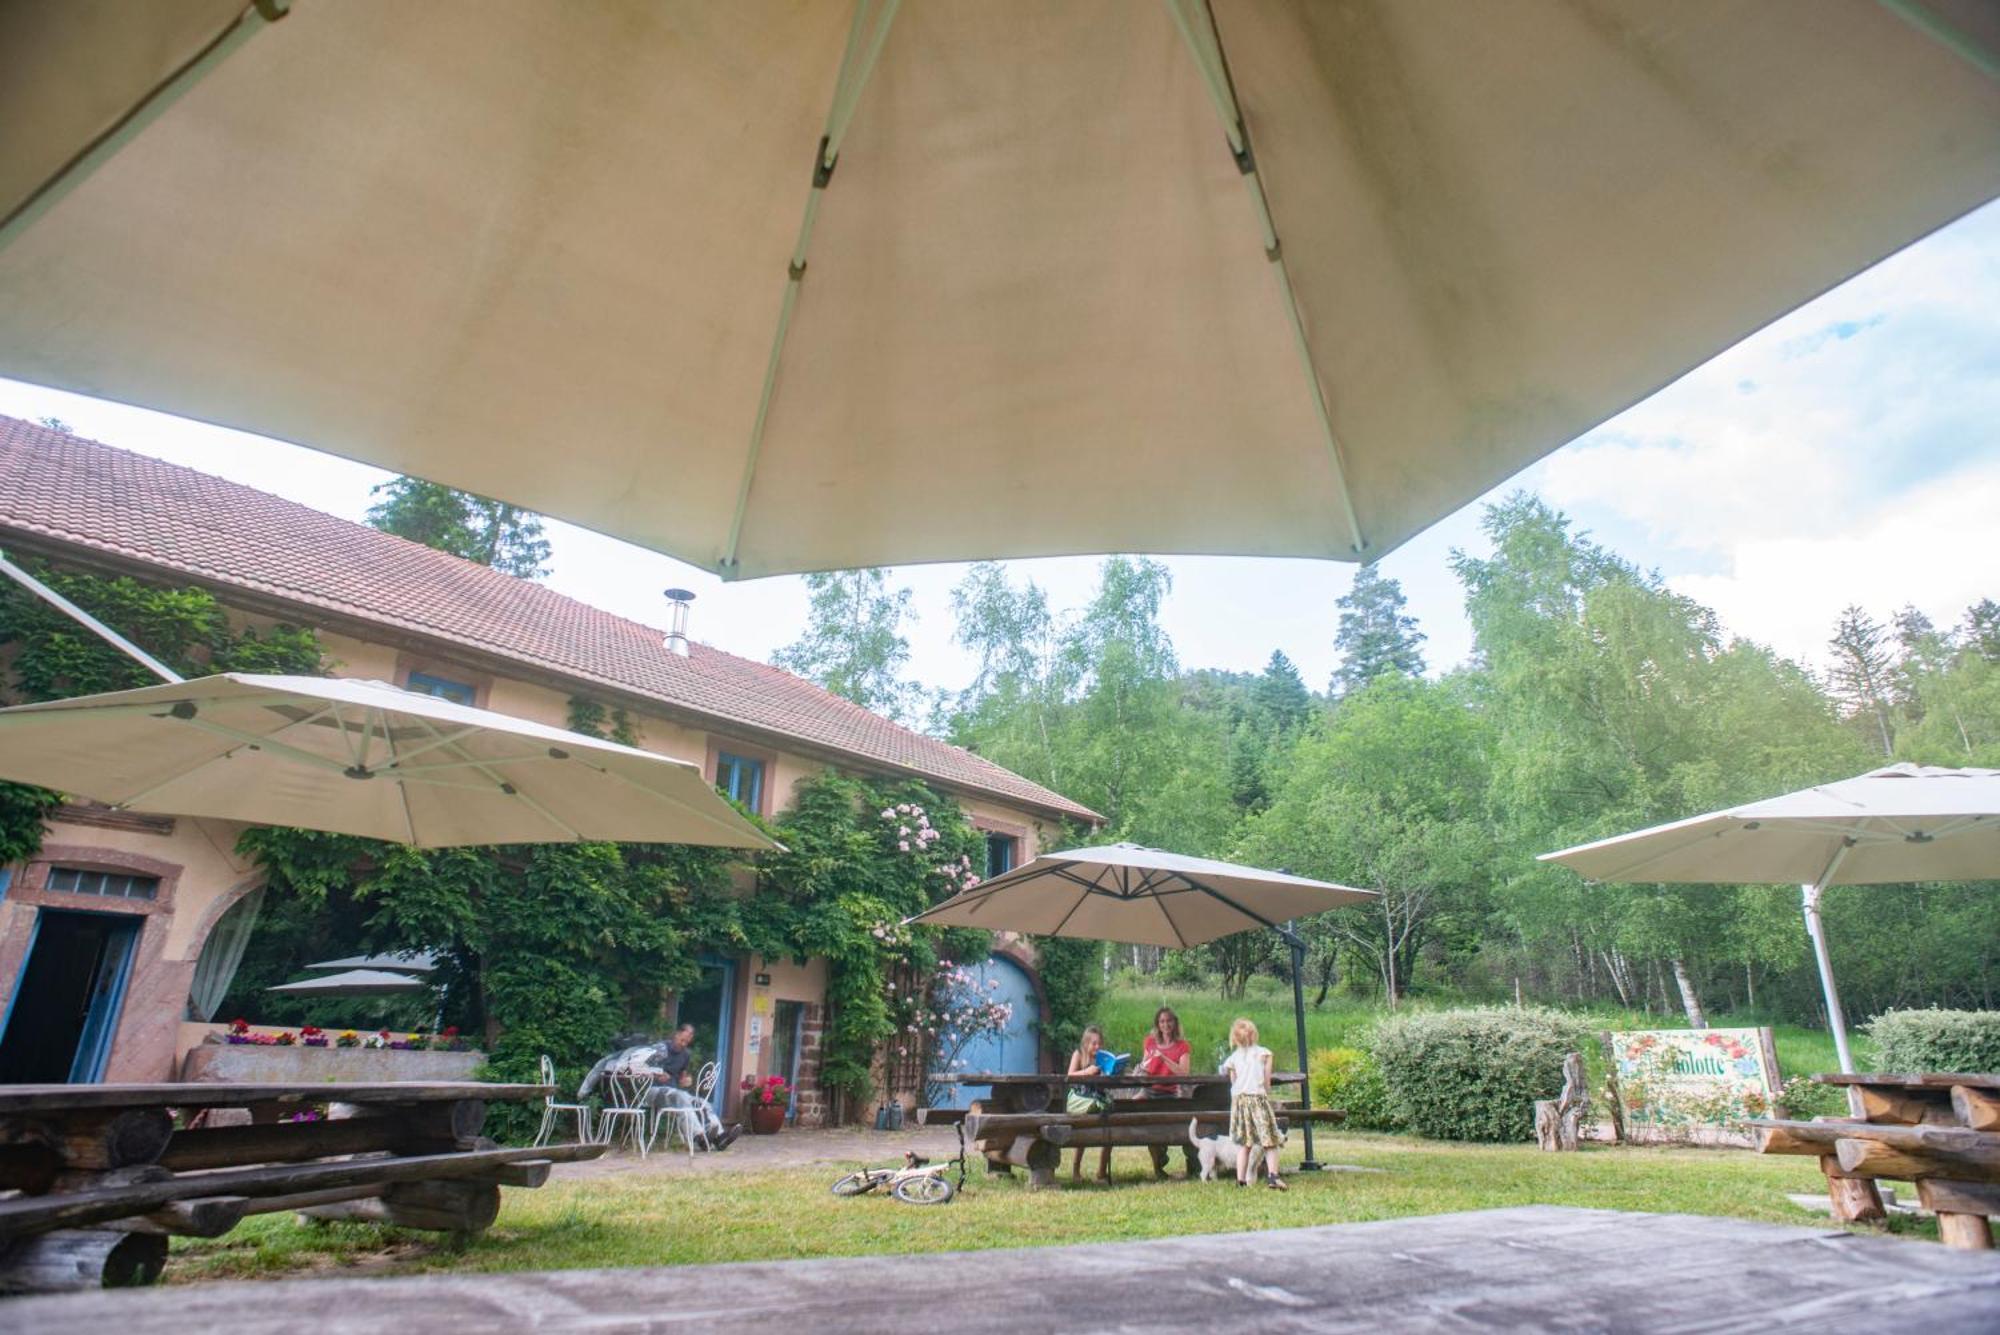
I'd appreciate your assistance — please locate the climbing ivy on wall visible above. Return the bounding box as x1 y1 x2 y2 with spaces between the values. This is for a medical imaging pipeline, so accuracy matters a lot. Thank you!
565 695 638 747
745 772 990 1114
0 558 325 864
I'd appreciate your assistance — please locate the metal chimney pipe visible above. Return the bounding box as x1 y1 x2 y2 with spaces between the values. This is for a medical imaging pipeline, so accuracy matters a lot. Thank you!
663 588 695 657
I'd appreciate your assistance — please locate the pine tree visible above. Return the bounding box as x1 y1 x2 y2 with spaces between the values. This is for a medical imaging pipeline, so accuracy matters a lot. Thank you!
1827 605 1897 757
1331 563 1425 695
366 477 551 578
1252 650 1312 732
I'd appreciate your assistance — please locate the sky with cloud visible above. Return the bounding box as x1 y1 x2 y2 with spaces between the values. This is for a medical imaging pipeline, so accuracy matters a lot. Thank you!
1 200 1994 697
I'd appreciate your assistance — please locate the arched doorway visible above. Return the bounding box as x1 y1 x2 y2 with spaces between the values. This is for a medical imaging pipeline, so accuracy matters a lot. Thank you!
931 953 1038 1111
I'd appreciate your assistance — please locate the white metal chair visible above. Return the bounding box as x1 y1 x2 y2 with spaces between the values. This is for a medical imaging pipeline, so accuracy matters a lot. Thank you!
596 1070 655 1156
533 1054 595 1147
646 1060 722 1159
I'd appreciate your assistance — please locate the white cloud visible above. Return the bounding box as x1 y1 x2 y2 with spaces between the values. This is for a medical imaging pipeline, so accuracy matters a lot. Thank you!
1668 459 2000 665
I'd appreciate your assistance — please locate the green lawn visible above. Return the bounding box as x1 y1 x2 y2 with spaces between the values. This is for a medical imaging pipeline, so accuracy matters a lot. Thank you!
165 1133 1928 1285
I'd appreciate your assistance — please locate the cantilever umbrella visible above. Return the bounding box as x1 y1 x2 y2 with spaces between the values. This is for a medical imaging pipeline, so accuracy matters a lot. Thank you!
909 842 1373 1166
1540 764 2000 1073
0 672 776 850
2 3 1996 577
267 968 431 1000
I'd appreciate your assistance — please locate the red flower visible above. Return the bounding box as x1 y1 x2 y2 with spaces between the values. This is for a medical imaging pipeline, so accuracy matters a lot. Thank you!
441 1026 459 1038
760 1090 773 1105
229 1018 250 1034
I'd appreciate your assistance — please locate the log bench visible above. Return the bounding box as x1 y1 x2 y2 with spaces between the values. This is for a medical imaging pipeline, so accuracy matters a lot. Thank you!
1747 1071 2000 1251
0 1080 604 1293
933 1072 1328 1189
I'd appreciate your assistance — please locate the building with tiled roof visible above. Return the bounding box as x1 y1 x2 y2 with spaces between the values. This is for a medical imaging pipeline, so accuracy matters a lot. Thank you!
0 415 1097 823
0 414 1083 1110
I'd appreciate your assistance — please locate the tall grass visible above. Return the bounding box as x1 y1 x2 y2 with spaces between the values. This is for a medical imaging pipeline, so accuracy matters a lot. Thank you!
1093 976 1862 1079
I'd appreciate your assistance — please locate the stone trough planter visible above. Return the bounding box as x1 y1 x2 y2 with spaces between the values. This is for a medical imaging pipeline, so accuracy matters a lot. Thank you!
182 1043 486 1084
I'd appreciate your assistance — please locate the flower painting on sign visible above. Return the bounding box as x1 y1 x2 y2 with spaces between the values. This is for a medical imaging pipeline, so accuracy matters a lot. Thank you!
1609 1028 1781 1136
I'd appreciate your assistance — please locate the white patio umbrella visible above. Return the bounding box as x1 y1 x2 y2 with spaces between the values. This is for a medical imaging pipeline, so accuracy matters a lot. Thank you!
305 951 437 975
0 673 776 850
1540 764 2000 1073
2 3 1995 577
909 842 1374 1166
266 968 431 999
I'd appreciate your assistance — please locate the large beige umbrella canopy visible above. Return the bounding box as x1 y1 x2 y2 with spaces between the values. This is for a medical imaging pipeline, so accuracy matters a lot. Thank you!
909 842 1374 948
0 673 775 850
1541 764 2000 1072
2 3 1995 578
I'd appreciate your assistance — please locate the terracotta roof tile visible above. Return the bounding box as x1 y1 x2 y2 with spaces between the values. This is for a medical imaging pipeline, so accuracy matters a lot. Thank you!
0 416 1100 824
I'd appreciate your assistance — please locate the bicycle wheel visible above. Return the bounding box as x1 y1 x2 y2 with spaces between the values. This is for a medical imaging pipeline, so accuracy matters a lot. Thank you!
831 1171 881 1197
893 1174 956 1205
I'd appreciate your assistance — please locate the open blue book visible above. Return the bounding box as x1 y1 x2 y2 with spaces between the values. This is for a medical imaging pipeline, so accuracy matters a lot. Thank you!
1094 1050 1132 1076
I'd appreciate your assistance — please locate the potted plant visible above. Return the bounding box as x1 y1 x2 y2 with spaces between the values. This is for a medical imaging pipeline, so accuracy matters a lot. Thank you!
741 1074 790 1134
300 1025 328 1048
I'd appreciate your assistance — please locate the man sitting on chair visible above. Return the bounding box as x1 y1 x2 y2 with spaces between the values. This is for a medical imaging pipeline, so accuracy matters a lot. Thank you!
578 1023 742 1150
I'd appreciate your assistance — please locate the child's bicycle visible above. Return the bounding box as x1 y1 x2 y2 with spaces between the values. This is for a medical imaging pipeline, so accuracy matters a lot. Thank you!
829 1125 968 1205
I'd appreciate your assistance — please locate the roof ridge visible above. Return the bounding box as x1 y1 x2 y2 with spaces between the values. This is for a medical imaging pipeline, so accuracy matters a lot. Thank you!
0 415 1101 822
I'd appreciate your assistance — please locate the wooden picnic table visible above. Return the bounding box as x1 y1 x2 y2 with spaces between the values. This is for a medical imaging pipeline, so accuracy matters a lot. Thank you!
1747 1071 2000 1250
932 1072 1330 1188
0 1079 603 1294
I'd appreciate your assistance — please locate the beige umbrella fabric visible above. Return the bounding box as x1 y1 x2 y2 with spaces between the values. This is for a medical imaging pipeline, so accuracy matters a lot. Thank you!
0 673 775 850
266 968 431 999
1 2 1995 578
1540 764 2000 1072
908 842 1373 949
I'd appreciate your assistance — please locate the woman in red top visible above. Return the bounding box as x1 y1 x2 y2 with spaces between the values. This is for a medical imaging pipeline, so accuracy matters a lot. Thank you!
1139 1006 1193 1179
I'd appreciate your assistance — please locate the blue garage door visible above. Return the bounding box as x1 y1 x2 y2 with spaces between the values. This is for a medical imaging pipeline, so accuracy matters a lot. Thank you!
931 954 1038 1110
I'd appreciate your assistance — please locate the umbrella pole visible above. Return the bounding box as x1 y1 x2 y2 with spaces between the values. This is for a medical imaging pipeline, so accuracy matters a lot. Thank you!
1800 882 1856 1075
1284 923 1321 1172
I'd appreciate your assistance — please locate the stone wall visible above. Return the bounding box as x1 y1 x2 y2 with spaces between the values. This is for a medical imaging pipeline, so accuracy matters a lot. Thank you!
793 1002 828 1128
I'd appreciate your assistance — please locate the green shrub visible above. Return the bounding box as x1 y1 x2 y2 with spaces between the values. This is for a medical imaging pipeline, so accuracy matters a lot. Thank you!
1370 1006 1594 1142
1775 1074 1847 1120
1867 1009 2000 1075
1308 1046 1398 1131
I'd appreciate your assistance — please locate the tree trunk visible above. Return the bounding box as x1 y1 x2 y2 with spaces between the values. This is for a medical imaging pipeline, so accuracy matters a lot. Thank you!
1671 958 1707 1029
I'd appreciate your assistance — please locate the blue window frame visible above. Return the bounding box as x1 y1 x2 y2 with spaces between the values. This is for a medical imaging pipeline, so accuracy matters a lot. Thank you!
406 671 478 707
715 752 765 813
985 833 1017 880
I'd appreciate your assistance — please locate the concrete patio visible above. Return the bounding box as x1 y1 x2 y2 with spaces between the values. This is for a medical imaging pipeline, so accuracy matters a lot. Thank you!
8 1205 1998 1333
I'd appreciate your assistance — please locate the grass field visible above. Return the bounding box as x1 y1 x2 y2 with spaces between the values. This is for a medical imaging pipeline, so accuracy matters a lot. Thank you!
168 1132 1920 1285
1097 977 1867 1079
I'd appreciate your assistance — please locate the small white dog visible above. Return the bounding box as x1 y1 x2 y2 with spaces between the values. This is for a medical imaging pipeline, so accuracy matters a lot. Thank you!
1189 1117 1286 1181
1188 1119 1236 1181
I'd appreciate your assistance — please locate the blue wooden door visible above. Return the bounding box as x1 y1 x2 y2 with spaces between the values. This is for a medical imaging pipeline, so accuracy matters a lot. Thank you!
932 954 1038 1110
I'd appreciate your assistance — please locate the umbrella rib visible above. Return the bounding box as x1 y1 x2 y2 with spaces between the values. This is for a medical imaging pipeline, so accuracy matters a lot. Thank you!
381 717 419 846
585 757 775 847
1161 0 1366 554
373 724 483 769
1152 879 1192 949
177 717 356 777
412 717 583 841
719 0 904 575
109 702 342 810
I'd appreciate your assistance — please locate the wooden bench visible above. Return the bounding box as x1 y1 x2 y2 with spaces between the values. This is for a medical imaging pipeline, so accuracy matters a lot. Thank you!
0 1080 605 1293
1747 1072 2000 1250
934 1073 1331 1188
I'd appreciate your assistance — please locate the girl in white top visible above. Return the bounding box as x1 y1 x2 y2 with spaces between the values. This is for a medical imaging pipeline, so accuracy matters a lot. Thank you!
1220 1017 1286 1190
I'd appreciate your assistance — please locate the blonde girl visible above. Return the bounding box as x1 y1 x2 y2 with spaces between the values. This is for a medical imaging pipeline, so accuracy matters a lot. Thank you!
1065 1024 1114 1183
1220 1017 1285 1190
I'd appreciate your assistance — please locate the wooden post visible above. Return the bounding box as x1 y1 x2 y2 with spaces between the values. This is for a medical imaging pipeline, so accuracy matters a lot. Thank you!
1535 1052 1587 1151
1001 1136 1059 1190
0 1229 167 1293
1951 1085 2000 1133
1819 1155 1888 1224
